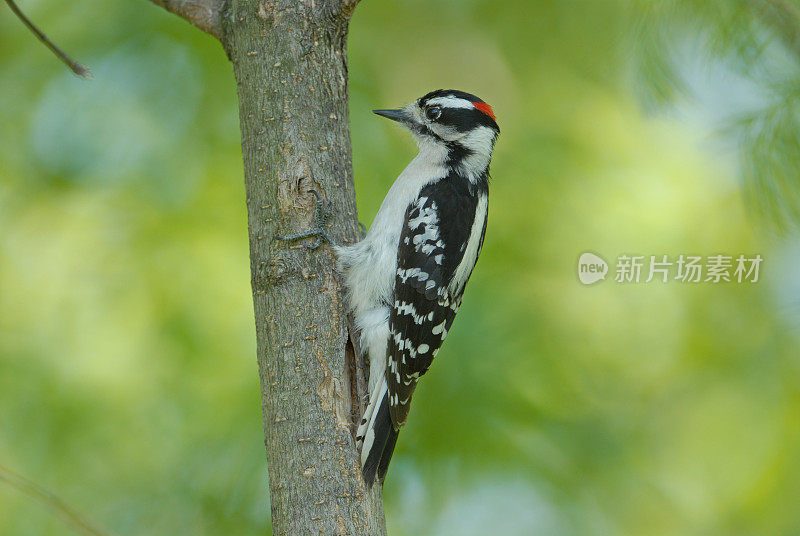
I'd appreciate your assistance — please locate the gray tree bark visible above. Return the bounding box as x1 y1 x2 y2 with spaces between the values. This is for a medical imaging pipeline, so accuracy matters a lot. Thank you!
149 0 387 534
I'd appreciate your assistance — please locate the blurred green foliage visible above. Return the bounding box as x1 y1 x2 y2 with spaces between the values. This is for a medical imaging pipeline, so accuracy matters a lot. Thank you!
2 1 800 535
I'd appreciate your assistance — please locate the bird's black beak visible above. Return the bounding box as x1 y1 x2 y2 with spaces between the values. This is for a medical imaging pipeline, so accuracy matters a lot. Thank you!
373 108 407 123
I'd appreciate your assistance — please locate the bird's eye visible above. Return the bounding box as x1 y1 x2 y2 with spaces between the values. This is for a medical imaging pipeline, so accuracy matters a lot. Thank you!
425 106 442 121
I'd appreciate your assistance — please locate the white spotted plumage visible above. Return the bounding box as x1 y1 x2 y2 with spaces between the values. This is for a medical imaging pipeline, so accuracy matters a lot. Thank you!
337 90 499 486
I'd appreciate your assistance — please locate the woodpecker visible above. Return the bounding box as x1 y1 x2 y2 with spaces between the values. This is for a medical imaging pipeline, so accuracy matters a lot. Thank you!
337 89 500 486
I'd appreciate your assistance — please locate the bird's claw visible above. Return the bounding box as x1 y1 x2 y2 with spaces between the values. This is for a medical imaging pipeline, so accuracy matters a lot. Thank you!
275 189 335 249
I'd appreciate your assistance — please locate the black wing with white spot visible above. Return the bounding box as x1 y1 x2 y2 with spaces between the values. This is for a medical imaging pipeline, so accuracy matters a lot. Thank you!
387 175 488 428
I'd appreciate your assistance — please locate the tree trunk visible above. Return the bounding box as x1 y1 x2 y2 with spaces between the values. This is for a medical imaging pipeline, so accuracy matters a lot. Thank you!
219 1 387 535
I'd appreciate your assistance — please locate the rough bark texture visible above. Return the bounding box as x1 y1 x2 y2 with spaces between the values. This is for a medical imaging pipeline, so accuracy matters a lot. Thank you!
220 1 387 535
148 0 223 39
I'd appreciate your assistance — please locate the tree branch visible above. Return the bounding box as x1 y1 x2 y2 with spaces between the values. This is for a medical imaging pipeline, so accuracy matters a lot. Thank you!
4 0 91 78
0 464 115 536
148 0 224 41
222 0 386 533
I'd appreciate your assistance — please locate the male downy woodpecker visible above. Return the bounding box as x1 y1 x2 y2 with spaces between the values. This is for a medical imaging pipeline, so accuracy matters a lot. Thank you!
337 90 499 486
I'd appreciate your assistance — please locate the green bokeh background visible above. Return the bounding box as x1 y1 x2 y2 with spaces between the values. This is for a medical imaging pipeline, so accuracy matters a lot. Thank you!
2 1 800 535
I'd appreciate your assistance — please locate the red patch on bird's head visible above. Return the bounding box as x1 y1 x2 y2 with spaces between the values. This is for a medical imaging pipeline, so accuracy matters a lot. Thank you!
472 101 496 120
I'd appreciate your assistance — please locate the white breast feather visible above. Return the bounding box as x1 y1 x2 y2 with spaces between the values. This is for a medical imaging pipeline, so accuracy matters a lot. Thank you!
336 141 448 367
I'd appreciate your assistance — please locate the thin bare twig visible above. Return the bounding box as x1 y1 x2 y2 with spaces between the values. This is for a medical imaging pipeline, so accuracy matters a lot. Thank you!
0 464 115 536
3 0 91 78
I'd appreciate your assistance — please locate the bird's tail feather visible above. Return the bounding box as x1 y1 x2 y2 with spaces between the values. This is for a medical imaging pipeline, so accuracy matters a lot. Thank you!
358 380 399 487
356 378 385 449
377 425 399 482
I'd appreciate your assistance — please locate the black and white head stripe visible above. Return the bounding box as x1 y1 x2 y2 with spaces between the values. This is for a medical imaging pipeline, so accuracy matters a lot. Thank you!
367 89 499 179
418 89 499 133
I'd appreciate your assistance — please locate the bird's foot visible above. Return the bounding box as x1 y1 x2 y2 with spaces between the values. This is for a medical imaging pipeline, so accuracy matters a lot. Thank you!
275 189 335 250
